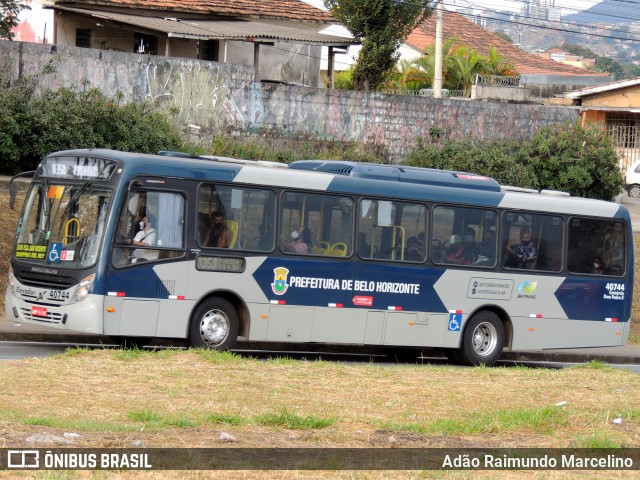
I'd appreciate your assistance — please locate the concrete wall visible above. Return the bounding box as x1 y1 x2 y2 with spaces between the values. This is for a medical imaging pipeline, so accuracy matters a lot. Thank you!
3 41 580 162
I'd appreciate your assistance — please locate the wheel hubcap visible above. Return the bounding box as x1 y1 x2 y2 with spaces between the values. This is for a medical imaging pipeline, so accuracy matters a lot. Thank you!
471 322 498 356
199 309 230 346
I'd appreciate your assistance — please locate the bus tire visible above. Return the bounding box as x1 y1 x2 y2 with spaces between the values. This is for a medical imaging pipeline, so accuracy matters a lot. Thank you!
458 311 504 367
189 298 239 350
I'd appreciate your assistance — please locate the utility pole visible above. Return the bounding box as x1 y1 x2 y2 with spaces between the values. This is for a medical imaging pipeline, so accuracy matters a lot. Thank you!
433 0 443 98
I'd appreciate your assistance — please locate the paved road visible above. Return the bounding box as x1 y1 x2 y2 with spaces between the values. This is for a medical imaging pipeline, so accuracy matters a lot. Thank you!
620 192 640 232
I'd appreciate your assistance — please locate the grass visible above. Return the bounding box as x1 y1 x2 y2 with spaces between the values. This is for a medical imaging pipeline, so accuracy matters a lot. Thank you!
0 349 639 479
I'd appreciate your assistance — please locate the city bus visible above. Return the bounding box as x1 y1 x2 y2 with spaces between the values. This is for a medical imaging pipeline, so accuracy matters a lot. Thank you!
4 149 634 366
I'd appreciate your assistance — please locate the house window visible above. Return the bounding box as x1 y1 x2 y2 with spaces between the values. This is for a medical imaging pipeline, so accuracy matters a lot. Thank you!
134 32 157 55
606 112 639 149
76 29 91 48
198 40 219 61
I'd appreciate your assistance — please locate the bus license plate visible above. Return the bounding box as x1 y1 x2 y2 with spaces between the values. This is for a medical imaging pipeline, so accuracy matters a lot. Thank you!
31 306 48 318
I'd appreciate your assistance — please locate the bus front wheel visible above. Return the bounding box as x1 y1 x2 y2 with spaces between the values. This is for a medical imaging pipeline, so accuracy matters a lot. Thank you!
458 311 504 367
189 298 239 350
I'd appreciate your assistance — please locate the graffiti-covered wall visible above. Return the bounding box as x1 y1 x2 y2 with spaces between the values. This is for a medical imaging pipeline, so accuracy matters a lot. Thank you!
4 41 580 162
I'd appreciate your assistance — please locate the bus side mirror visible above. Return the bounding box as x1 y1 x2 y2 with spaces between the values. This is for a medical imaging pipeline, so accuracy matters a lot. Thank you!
9 170 36 210
9 183 16 209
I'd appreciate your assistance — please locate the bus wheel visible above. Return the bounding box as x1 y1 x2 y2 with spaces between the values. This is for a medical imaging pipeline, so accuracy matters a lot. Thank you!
189 298 239 350
458 311 504 367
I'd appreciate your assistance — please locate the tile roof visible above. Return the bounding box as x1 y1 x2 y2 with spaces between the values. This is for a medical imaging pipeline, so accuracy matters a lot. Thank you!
54 5 354 45
406 10 609 78
54 0 335 23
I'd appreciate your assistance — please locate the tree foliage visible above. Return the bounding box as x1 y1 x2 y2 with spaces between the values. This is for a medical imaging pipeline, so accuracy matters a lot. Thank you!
1 0 29 40
560 43 624 80
406 122 623 200
0 67 184 174
325 0 433 91
393 39 516 95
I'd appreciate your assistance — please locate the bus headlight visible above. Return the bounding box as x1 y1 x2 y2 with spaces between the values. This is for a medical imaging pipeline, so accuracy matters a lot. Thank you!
7 265 14 291
71 274 95 304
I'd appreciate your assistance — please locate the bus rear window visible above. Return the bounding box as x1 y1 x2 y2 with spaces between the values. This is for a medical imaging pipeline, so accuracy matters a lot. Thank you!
567 218 626 276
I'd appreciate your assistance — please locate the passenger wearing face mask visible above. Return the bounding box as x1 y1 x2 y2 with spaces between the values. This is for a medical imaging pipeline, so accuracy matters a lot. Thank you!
130 214 158 262
591 256 604 275
282 225 311 254
506 228 537 268
204 211 230 248
444 234 473 265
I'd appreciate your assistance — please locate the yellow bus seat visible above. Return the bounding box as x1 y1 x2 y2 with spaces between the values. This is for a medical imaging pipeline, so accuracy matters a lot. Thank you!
312 241 330 255
328 242 348 256
224 220 238 249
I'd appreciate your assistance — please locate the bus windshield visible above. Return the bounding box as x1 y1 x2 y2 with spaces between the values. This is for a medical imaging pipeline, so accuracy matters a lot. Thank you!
14 182 112 268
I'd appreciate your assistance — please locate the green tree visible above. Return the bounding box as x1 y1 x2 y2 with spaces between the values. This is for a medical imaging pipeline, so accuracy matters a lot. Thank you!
396 41 516 95
494 31 513 43
560 43 598 59
325 0 433 91
1 0 30 40
593 57 624 80
0 70 184 174
406 122 623 200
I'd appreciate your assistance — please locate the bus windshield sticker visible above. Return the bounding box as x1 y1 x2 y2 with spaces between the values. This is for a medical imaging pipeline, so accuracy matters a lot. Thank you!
15 244 47 260
47 242 62 263
467 278 513 301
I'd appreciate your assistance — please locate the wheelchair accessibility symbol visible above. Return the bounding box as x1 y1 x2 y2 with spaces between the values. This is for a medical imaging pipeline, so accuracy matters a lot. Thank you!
448 312 462 331
48 242 62 263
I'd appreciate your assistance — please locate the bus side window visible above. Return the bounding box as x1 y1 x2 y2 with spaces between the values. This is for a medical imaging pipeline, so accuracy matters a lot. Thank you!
112 191 185 267
567 218 625 276
197 184 276 252
280 192 353 257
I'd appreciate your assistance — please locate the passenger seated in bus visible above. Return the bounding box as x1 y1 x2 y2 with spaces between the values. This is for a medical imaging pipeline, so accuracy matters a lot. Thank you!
405 236 425 261
591 256 604 275
444 235 473 265
204 211 230 248
129 214 158 262
474 229 496 265
282 226 311 254
506 228 537 268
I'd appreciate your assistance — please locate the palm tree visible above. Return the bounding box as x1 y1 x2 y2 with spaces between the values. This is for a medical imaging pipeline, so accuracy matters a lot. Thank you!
396 40 518 95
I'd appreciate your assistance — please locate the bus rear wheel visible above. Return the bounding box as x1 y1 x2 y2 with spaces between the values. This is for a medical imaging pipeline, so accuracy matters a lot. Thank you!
458 311 504 367
189 298 239 350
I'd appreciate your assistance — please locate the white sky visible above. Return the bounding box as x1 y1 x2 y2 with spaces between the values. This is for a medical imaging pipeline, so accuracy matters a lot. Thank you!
303 1 603 15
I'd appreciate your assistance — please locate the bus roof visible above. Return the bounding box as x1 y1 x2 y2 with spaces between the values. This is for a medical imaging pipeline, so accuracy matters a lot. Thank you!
288 160 502 192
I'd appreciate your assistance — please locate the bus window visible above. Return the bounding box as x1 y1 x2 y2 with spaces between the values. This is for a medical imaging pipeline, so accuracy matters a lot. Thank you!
113 191 185 266
198 184 276 251
359 199 427 262
280 192 353 256
568 218 626 276
501 212 563 272
432 206 496 267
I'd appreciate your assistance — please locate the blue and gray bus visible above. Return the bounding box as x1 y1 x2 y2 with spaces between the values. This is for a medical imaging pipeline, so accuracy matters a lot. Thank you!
5 149 633 365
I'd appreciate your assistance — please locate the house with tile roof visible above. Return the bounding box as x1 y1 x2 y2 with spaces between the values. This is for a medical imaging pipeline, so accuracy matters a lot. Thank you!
565 77 640 171
403 10 610 99
42 0 355 86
